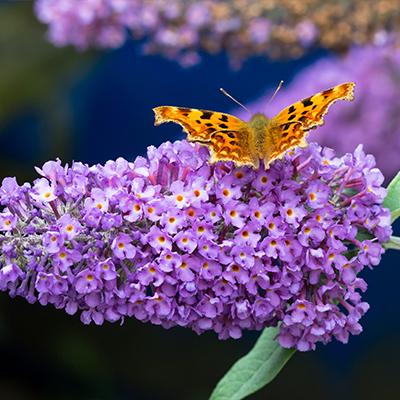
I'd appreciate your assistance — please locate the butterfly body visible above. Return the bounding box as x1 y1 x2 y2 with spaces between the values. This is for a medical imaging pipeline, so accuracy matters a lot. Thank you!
153 82 355 170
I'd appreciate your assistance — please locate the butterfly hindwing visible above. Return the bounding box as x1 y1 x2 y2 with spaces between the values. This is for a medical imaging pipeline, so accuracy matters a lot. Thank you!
208 128 259 169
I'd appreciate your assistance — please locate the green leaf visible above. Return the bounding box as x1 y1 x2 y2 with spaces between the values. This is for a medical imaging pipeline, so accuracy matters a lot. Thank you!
390 209 400 224
209 326 296 400
383 236 400 251
383 171 400 223
341 187 360 197
355 226 374 242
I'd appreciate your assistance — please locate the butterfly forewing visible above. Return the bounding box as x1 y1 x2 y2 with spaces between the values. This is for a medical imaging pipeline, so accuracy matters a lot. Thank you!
265 82 355 166
271 82 355 130
153 106 245 142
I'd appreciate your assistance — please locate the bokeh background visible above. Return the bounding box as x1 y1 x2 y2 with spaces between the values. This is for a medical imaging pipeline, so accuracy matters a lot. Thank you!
1 2 400 399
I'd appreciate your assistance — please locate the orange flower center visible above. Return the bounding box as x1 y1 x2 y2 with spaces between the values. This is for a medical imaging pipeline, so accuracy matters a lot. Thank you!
235 172 244 179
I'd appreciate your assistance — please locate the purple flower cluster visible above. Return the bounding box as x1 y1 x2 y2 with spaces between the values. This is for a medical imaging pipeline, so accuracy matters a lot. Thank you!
34 0 400 68
235 45 400 182
0 140 391 351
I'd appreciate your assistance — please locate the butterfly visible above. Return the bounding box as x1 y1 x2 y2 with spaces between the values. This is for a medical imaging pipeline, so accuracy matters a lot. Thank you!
153 82 355 170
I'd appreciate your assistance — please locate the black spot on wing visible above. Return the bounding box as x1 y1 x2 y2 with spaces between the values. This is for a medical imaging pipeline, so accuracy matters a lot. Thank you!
196 120 201 124
205 123 213 127
302 97 313 107
182 113 189 116
219 123 228 129
200 111 213 120
281 123 291 131
322 88 334 95
229 141 237 146
312 105 317 110
288 105 296 114
178 107 192 112
219 115 229 122
204 128 215 135
227 132 235 139
288 114 297 121
301 111 308 115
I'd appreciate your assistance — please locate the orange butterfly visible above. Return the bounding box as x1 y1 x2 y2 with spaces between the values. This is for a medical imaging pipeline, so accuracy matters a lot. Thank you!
153 82 355 170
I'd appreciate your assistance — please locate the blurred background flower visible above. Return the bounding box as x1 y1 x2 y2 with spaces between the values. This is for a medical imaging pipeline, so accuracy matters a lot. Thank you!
34 0 400 69
0 1 400 400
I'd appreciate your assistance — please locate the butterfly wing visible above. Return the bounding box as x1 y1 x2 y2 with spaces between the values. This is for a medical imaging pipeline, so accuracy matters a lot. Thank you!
153 106 259 169
265 82 355 167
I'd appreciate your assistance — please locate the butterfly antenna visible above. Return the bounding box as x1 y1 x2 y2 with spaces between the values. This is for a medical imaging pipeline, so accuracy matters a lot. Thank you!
220 88 253 116
263 80 283 114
